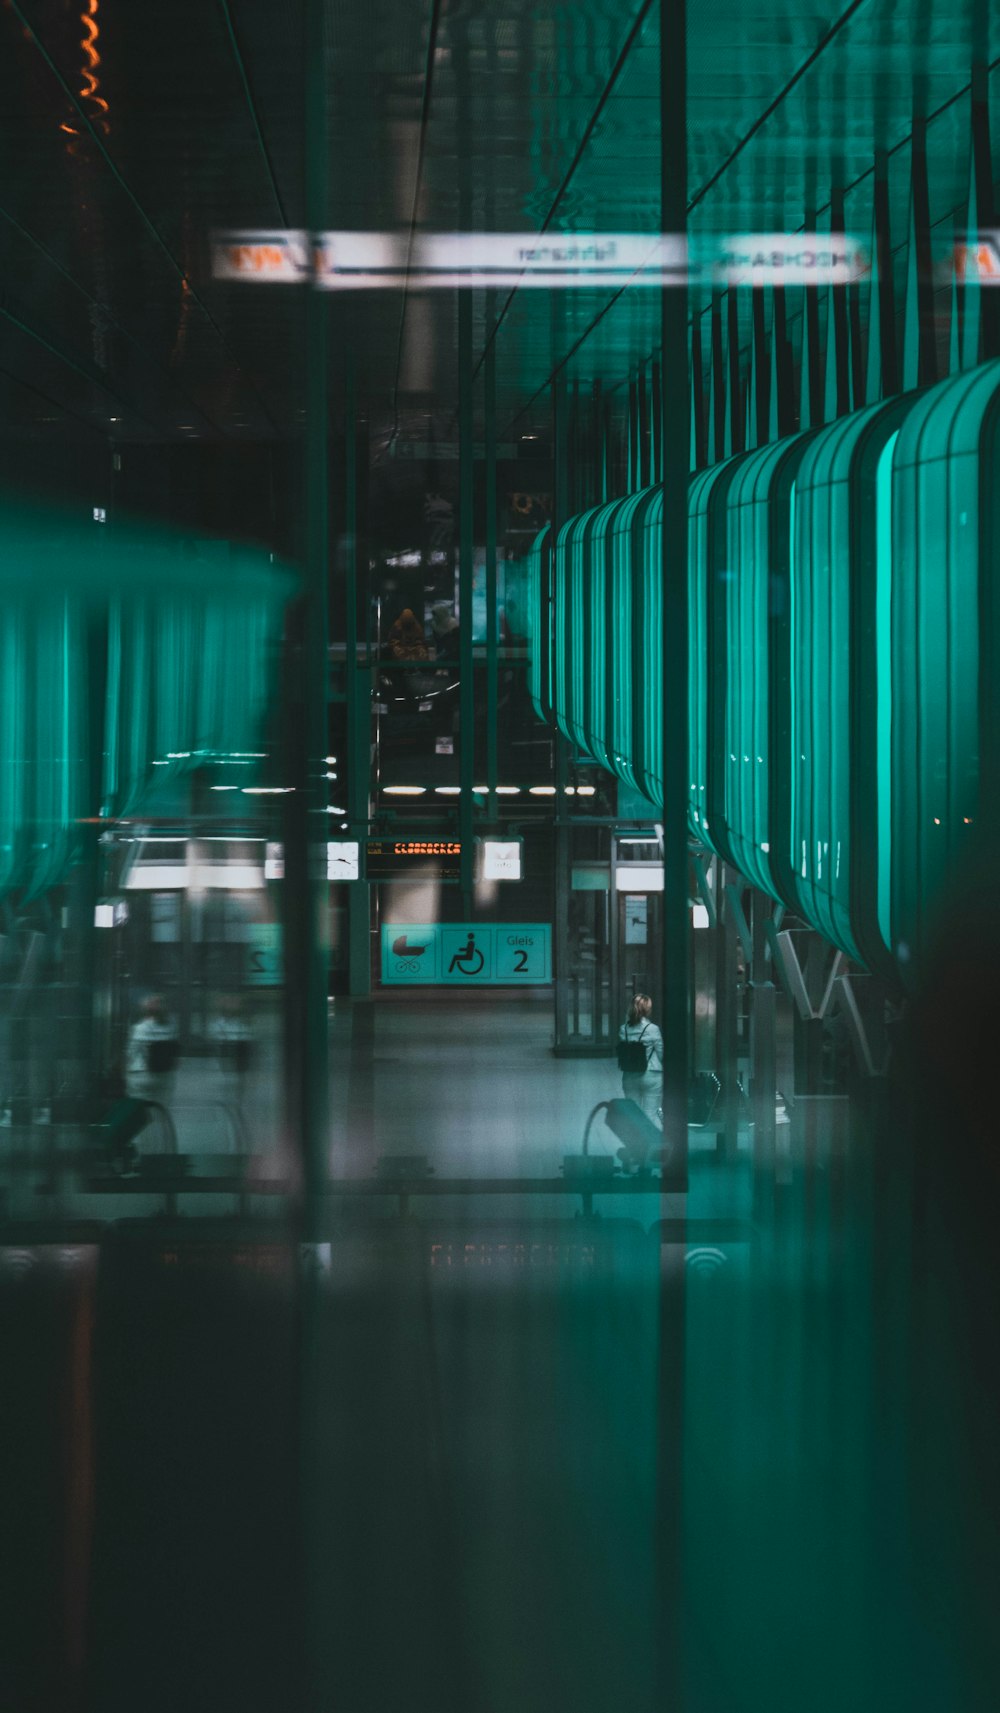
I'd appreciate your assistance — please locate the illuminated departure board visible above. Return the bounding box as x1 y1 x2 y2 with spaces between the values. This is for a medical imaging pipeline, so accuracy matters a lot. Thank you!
365 839 463 881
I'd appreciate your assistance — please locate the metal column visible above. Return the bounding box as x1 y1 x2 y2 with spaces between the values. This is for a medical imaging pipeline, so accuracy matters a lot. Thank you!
551 360 572 1050
658 1 688 1707
659 0 689 1173
485 297 499 821
295 7 332 1706
345 344 371 996
284 0 331 1230
458 289 475 912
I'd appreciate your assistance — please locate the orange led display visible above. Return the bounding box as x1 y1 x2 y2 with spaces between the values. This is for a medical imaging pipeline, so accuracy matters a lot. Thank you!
365 839 463 881
393 841 461 856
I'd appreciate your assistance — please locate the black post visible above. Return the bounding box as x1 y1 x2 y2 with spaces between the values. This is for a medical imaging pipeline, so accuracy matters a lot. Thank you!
458 289 475 913
294 4 331 1705
485 296 499 821
659 0 688 1707
830 188 852 416
874 150 900 396
345 345 371 997
727 290 744 453
910 116 938 388
551 359 572 1051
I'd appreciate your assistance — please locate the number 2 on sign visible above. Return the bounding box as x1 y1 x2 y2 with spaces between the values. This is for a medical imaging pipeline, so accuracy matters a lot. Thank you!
514 950 529 972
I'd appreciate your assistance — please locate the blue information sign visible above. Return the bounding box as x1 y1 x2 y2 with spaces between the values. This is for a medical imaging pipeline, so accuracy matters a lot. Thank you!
381 923 551 986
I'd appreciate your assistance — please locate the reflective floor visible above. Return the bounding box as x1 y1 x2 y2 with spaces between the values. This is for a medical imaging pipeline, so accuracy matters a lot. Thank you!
5 997 998 1712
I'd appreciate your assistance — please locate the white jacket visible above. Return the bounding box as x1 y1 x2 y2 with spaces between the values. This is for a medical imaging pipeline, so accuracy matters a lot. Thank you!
618 1020 663 1079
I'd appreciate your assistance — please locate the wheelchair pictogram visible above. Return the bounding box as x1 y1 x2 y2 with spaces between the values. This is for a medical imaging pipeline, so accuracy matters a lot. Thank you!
447 932 484 976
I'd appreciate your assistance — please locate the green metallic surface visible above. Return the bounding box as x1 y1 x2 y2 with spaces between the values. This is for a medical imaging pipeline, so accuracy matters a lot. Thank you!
789 400 901 959
889 358 1000 975
530 358 1000 977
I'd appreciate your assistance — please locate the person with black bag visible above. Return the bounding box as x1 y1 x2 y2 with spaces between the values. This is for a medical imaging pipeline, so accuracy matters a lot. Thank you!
125 993 180 1109
616 993 663 1124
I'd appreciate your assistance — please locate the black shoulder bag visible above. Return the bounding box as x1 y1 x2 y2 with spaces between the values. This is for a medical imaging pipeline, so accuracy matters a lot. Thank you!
616 1024 650 1075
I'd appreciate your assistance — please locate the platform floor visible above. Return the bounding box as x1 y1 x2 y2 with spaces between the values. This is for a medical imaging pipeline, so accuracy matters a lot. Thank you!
4 999 988 1713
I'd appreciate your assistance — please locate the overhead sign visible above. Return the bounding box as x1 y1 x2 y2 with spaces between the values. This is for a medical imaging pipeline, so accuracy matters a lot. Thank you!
366 839 463 882
479 839 523 882
390 441 519 460
381 923 551 985
213 230 870 290
953 233 1000 282
264 841 361 880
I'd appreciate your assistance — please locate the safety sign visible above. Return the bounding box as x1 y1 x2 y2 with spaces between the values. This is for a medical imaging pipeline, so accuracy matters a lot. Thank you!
381 923 551 986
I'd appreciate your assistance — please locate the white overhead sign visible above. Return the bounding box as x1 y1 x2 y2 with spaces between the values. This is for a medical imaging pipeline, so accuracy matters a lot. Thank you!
479 839 523 882
212 230 871 289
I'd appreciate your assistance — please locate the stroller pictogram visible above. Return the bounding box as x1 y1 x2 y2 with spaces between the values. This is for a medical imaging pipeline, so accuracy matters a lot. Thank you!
448 932 484 976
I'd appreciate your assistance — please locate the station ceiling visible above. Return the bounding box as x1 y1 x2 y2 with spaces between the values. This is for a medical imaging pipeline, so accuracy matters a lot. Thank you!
0 0 996 461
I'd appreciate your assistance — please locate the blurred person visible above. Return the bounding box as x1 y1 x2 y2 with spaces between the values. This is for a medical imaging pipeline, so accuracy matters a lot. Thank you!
386 607 429 661
430 602 460 662
125 993 180 1107
210 990 256 1113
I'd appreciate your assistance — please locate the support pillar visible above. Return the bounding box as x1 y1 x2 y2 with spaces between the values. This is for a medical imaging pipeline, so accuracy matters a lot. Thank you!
295 3 332 1706
284 0 331 1230
830 188 852 416
727 290 744 453
551 360 572 1050
659 0 689 1170
345 344 371 996
658 0 689 1697
873 151 900 395
485 295 499 822
691 311 707 470
772 285 796 435
458 289 475 914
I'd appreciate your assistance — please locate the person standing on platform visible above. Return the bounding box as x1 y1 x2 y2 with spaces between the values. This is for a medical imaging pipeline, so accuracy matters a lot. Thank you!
617 993 663 1125
125 993 180 1110
211 991 256 1125
430 602 461 663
